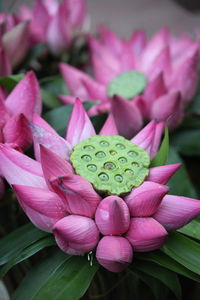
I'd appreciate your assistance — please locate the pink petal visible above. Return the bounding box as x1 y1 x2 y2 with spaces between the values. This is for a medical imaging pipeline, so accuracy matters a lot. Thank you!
0 95 10 128
50 174 101 218
96 236 133 272
59 95 78 105
147 164 181 184
95 196 130 235
125 217 168 251
111 95 142 139
13 184 66 232
150 121 165 158
99 114 119 135
66 0 86 28
66 98 96 146
98 25 123 56
32 114 58 135
3 114 32 149
5 71 42 119
30 121 72 161
53 215 99 254
125 181 169 217
0 144 46 188
0 47 11 77
146 47 171 80
129 30 146 57
81 77 107 101
153 195 200 230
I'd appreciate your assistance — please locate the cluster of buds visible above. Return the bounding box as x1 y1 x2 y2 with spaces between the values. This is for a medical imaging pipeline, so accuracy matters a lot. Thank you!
1 99 200 272
60 27 199 137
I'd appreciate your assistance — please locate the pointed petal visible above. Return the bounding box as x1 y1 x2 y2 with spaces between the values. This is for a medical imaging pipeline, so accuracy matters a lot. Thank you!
153 195 200 230
129 30 146 57
150 121 165 158
13 184 66 232
98 25 123 55
0 95 9 128
99 114 119 135
66 98 96 146
111 95 142 139
5 71 42 119
81 77 107 101
32 114 58 135
125 217 168 251
0 144 46 188
147 47 171 80
125 181 169 217
147 164 181 184
53 215 99 254
59 95 78 105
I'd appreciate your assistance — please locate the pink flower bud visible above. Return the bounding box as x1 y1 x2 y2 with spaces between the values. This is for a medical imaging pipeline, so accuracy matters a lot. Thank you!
53 215 99 254
96 236 133 272
95 196 130 235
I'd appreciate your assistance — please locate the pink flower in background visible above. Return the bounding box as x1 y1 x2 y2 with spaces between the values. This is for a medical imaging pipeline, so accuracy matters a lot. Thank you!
19 0 87 55
60 27 199 138
0 71 42 196
0 99 200 272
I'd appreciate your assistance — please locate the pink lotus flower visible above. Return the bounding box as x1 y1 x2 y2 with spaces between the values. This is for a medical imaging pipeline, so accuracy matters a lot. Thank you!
0 99 200 272
0 71 42 196
19 0 87 55
0 14 30 72
60 27 199 137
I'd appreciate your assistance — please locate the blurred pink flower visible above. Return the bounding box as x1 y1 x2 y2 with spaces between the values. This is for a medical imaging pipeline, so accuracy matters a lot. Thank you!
0 99 200 272
60 27 199 137
19 0 87 55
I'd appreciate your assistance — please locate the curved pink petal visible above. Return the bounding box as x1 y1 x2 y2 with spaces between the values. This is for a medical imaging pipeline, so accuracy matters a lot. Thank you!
98 25 123 56
0 144 46 188
111 95 142 139
13 184 66 232
147 164 181 184
66 98 95 146
99 114 119 136
150 121 165 158
125 181 169 217
125 217 168 252
59 95 78 105
5 71 42 119
146 47 171 80
32 114 58 135
0 95 9 128
53 215 99 254
129 30 146 58
81 77 107 101
153 195 200 230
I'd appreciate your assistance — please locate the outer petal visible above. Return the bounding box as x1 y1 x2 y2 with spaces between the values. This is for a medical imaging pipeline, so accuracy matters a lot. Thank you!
125 217 168 251
146 47 171 80
13 185 66 232
0 144 46 188
0 47 11 77
125 181 169 217
66 98 96 146
111 95 142 139
5 72 42 119
150 121 164 158
67 0 86 27
81 77 107 101
147 164 181 184
153 195 200 230
96 236 133 272
0 95 10 128
32 114 58 135
50 174 101 218
3 114 32 149
98 25 123 55
99 114 119 136
3 21 29 68
53 215 99 254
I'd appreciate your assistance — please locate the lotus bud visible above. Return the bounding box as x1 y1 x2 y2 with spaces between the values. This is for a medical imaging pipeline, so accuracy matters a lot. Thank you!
125 217 167 252
96 236 133 272
53 215 99 254
95 196 130 235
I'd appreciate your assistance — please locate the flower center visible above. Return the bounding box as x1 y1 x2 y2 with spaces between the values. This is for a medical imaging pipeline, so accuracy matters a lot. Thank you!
70 135 150 195
107 71 147 99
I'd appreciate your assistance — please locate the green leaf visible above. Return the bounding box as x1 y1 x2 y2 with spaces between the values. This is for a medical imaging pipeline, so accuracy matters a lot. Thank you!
151 127 169 167
12 250 99 300
162 231 200 276
0 223 49 266
171 128 200 156
178 217 200 240
0 74 24 92
0 236 55 278
132 260 181 299
167 147 197 198
21 44 46 68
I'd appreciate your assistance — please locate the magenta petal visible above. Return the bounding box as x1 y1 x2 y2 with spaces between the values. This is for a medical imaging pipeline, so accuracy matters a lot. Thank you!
99 114 119 136
81 77 107 101
0 95 10 128
5 71 42 119
13 184 66 232
147 164 181 184
147 47 171 80
0 144 46 188
96 236 133 272
153 195 200 230
125 181 169 217
50 174 101 218
66 98 96 146
111 95 142 139
125 217 168 252
95 196 130 235
32 114 58 134
150 121 165 158
53 215 99 254
3 114 32 149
